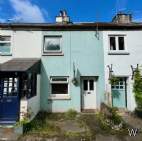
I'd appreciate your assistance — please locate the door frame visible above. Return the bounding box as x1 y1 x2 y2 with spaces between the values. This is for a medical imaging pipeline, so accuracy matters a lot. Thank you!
0 73 20 122
80 76 97 111
111 76 128 109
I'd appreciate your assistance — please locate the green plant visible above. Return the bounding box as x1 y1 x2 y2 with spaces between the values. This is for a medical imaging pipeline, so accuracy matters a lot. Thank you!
109 75 119 85
23 112 61 135
98 105 125 132
133 67 142 109
15 117 30 127
109 107 121 125
15 107 33 127
65 109 78 120
96 112 111 131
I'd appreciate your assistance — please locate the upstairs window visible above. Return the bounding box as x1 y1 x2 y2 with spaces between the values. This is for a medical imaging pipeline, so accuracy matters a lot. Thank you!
0 36 11 55
109 35 125 51
43 36 62 54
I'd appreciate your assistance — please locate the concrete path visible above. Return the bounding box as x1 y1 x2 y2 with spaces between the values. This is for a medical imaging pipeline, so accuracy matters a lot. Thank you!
0 126 22 141
121 112 142 129
57 120 86 133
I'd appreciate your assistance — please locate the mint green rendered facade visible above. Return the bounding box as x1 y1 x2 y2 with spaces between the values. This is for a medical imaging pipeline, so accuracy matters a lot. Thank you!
40 31 105 112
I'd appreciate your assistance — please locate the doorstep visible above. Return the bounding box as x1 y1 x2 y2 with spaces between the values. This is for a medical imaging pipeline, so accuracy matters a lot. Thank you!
0 125 23 141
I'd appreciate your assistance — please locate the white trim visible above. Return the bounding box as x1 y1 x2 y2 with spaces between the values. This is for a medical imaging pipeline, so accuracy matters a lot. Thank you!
108 35 127 52
43 36 62 54
108 51 130 55
50 76 69 83
48 94 71 100
49 76 70 98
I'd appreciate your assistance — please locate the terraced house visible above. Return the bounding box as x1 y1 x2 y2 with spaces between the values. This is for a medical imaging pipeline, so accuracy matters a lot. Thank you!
0 11 142 125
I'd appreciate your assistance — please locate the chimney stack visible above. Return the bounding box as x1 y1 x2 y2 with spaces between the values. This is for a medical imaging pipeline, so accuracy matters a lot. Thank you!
112 12 132 24
56 10 70 24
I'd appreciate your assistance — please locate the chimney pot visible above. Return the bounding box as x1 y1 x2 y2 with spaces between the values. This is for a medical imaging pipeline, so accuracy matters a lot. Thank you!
56 10 70 24
112 12 132 24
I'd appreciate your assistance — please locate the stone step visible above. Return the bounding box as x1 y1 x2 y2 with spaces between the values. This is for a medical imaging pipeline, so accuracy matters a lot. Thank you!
117 108 129 116
0 126 23 141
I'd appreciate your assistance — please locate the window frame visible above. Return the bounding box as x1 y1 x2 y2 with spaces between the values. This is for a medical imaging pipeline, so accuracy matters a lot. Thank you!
108 35 128 54
1 77 19 96
49 76 70 98
0 35 12 55
29 73 37 98
111 77 126 90
43 35 62 55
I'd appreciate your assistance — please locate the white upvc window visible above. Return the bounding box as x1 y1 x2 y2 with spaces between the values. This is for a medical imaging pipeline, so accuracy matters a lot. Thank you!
0 36 11 55
109 35 126 51
49 77 70 99
43 36 62 54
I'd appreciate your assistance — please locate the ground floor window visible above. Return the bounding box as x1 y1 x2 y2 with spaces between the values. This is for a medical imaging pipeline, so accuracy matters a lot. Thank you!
50 77 69 95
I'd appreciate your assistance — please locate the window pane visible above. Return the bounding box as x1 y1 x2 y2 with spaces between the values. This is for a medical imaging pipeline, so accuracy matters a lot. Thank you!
118 37 125 50
83 80 88 91
52 83 68 94
111 85 115 89
110 37 116 50
89 80 94 90
44 37 61 52
0 36 10 41
52 77 67 82
4 88 7 93
0 43 11 53
9 82 12 87
116 86 119 89
8 87 12 93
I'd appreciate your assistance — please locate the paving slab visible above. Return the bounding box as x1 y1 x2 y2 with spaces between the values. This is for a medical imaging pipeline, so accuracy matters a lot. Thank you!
57 120 86 133
0 126 22 141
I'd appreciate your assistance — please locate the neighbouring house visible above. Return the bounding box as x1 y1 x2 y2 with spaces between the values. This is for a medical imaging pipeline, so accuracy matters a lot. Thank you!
0 11 142 125
103 13 142 111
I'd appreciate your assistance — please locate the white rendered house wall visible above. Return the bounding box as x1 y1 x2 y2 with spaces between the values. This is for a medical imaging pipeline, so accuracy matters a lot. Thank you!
103 30 142 111
0 29 42 120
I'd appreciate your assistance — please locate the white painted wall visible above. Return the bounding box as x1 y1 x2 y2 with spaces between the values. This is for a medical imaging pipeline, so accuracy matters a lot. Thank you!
0 30 42 63
0 29 42 120
20 100 28 120
103 30 142 111
13 31 42 58
20 75 40 121
27 75 40 120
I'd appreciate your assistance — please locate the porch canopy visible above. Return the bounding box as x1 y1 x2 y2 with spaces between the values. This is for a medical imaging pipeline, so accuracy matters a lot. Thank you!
0 58 40 73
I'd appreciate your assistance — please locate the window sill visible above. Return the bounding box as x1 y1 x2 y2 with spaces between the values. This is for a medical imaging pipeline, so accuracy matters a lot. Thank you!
108 52 130 55
48 95 71 100
42 52 64 56
0 53 12 56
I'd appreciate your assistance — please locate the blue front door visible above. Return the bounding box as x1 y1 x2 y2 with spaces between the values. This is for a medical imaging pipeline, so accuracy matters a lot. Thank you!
0 77 19 122
111 78 127 108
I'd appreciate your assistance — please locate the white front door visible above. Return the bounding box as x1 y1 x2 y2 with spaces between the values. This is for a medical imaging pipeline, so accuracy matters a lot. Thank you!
82 78 96 110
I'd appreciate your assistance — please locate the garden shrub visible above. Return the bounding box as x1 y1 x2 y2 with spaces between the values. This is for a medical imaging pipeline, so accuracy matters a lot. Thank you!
100 103 125 131
133 67 142 109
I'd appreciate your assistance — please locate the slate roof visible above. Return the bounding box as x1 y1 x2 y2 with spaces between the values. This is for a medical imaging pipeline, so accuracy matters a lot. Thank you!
0 22 142 30
0 58 40 72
